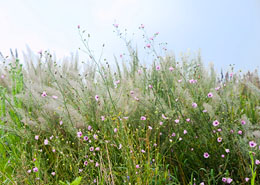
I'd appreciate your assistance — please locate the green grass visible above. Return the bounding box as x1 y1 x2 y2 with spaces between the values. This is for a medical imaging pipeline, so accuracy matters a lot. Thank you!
0 26 260 184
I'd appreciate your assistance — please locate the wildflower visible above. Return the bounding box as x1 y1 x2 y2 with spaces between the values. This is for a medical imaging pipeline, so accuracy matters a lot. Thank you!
134 97 139 101
148 85 153 89
140 24 145 29
140 116 146 120
178 79 182 83
207 92 213 98
186 118 190 122
130 91 134 94
138 69 142 74
213 120 220 127
222 177 227 182
225 149 230 153
249 141 257 148
217 137 222 142
33 167 38 172
41 91 47 97
175 119 179 123
1 74 5 79
95 95 99 101
230 129 234 133
256 159 260 165
118 144 122 149
241 120 246 125
52 149 56 152
113 24 119 28
172 132 176 137
51 172 55 176
84 136 89 141
95 162 99 167
184 130 187 134
203 109 207 113
148 126 152 130
93 134 98 140
179 137 182 141
245 177 249 182
84 161 88 166
44 139 49 145
162 114 167 119
238 130 243 135
156 65 161 71
114 128 118 133
90 147 94 151
59 120 63 125
49 135 53 140
169 66 174 71
215 86 220 91
88 126 92 130
101 116 105 121
95 147 100 151
123 117 128 119
27 169 31 173
79 169 83 173
35 135 39 140
77 131 82 138
203 152 210 158
77 25 80 29
217 128 222 132
192 102 197 108
200 183 205 185
221 154 225 158
146 44 151 48
141 149 145 153
52 95 58 99
159 121 163 125
136 164 140 168
226 178 233 184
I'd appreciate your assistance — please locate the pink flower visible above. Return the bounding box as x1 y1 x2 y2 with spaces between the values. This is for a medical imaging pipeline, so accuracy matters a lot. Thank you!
141 149 145 153
138 69 142 74
148 126 152 130
226 178 233 184
113 24 119 28
140 116 146 120
88 125 92 130
51 172 56 176
95 95 99 101
162 114 167 119
148 85 153 89
101 116 105 121
255 159 260 165
93 134 98 140
136 164 140 168
203 109 207 113
77 131 82 138
171 132 176 137
159 121 163 125
90 147 94 151
156 65 161 71
169 66 174 71
77 25 80 29
238 130 243 135
225 149 230 153
59 120 63 125
207 92 213 98
84 161 88 166
213 120 220 127
84 136 89 141
217 137 222 142
249 141 257 148
44 139 49 145
245 177 249 182
184 130 187 134
186 118 190 122
41 91 47 97
175 119 179 123
1 74 5 79
221 154 225 158
33 167 38 172
27 169 31 173
146 44 151 48
95 162 99 167
203 152 210 158
192 102 197 108
35 135 39 140
215 86 220 91
241 120 246 125
114 128 118 133
222 177 227 182
52 95 58 99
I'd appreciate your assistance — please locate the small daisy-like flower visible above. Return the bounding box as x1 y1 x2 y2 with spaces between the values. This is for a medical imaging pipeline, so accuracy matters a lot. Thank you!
203 109 207 113
95 162 99 167
51 172 55 176
221 154 225 158
146 44 151 48
249 141 257 148
93 134 98 140
44 139 48 145
52 95 58 99
156 65 161 71
84 161 88 166
200 182 205 185
178 79 182 83
79 169 83 173
171 132 176 137
35 135 39 140
217 128 222 132
241 120 246 125
141 149 145 153
27 169 32 173
130 90 134 94
118 144 122 149
192 102 197 108
225 149 230 153
114 128 118 133
159 121 163 125
226 178 233 184
213 120 220 127
77 131 82 138
184 130 187 134
169 66 174 71
83 136 89 141
162 114 167 119
59 120 63 125
238 130 243 135
215 86 220 91
138 69 142 74
207 92 213 98
217 137 222 142
203 152 210 158
95 147 100 151
1 74 5 79
148 126 152 130
148 85 153 89
179 137 182 141
230 129 234 133
186 118 190 122
101 116 105 121
95 95 99 101
90 147 94 151
222 177 227 182
255 159 260 165
245 177 249 182
33 167 38 172
41 91 47 97
175 119 179 123
136 164 140 168
140 116 146 120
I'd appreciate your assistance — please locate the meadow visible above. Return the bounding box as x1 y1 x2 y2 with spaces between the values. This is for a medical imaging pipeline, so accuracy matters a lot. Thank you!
0 26 260 184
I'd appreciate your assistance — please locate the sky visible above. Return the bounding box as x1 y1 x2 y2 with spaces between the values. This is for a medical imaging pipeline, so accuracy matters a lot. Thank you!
1 0 260 73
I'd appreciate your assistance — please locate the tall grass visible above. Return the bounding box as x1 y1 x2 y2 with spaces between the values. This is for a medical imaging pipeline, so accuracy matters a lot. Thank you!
0 26 260 184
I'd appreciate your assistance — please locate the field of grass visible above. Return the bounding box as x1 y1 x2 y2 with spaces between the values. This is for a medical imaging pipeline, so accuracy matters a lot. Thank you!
0 27 260 184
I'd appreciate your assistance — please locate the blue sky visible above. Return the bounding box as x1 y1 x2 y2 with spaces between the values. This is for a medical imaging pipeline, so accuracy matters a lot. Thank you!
1 0 260 73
